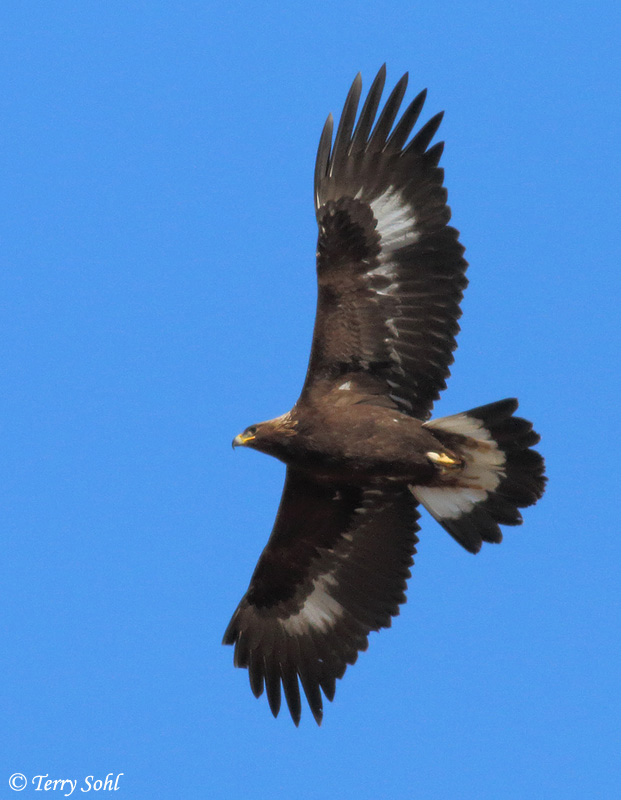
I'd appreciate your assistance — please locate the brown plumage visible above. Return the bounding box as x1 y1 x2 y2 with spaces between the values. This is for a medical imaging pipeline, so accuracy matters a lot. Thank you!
224 66 546 726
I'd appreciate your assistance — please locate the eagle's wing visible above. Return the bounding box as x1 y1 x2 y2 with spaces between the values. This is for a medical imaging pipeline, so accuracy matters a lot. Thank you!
302 65 467 420
223 468 419 725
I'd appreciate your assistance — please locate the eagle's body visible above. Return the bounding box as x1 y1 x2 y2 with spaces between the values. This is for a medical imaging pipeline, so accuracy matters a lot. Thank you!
225 67 546 725
239 401 440 485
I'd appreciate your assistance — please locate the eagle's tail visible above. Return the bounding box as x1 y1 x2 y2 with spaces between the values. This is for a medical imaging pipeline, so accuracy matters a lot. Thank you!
411 399 546 553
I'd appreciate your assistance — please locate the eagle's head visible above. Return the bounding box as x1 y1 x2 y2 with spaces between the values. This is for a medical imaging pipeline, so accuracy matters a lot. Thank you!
232 412 297 461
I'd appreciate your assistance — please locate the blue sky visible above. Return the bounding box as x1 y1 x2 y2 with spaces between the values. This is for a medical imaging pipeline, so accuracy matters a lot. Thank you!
1 2 619 798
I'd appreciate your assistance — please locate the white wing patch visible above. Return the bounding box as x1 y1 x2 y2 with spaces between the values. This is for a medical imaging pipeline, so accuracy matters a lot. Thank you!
370 187 419 259
282 572 344 636
364 188 419 369
367 187 418 291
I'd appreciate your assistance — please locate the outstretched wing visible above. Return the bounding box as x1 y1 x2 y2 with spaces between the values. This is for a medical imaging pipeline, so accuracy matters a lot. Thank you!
223 469 419 725
303 65 467 420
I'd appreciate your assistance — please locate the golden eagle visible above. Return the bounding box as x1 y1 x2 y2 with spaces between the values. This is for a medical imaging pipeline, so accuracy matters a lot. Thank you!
224 66 545 725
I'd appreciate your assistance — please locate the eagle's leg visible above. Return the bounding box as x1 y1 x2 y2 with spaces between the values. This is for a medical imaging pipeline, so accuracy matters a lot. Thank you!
425 451 463 470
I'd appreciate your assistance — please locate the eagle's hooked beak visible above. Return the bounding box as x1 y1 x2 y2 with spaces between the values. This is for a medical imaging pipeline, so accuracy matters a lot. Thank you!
232 433 255 449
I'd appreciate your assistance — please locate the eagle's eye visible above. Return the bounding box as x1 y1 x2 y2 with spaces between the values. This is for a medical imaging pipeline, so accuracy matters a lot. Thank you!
246 426 258 437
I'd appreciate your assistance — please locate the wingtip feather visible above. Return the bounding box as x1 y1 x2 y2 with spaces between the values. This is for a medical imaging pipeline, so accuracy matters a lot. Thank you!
406 110 444 154
314 113 334 209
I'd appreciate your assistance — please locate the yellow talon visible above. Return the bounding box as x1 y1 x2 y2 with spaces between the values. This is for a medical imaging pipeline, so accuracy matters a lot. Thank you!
426 451 462 469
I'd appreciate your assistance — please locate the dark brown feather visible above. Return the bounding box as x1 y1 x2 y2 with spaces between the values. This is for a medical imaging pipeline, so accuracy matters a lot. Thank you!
306 67 468 419
223 469 419 725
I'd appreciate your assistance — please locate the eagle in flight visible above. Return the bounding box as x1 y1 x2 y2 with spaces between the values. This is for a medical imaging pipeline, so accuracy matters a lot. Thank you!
224 66 546 725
